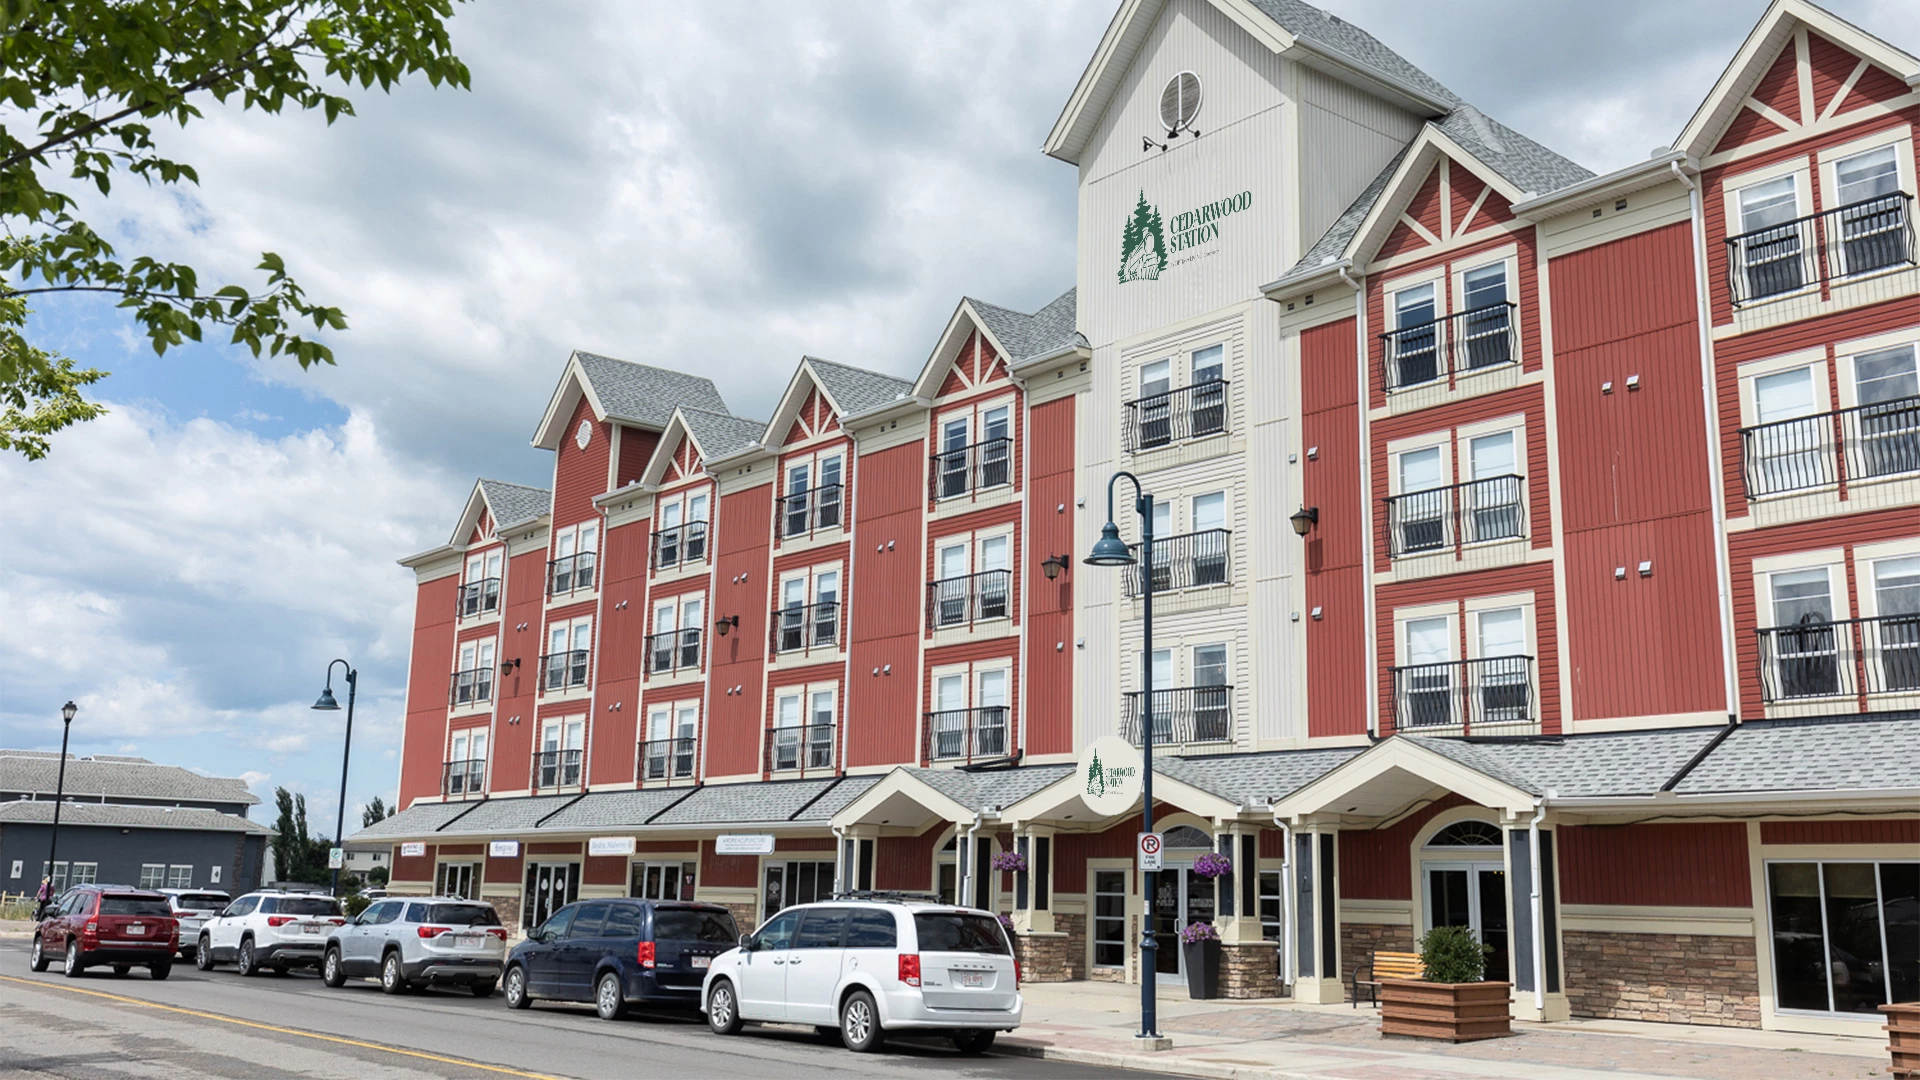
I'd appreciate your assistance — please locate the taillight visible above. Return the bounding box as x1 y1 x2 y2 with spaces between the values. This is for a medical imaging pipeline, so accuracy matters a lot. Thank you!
81 921 99 946
416 925 451 939
266 916 296 927
327 918 347 926
636 941 656 969
898 953 921 987
485 927 509 940
1014 960 1022 988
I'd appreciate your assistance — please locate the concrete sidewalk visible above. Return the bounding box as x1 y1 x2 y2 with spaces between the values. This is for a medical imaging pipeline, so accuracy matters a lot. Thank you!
1001 981 1890 1080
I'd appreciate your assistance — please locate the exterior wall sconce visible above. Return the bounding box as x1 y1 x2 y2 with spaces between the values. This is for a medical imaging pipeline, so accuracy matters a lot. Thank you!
714 614 740 637
500 657 521 677
1040 554 1070 580
1290 506 1319 537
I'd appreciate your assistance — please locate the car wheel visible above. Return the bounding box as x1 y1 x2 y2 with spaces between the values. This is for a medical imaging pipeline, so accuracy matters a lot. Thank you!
112 965 131 977
705 979 742 1035
952 1029 996 1055
503 965 532 1010
380 951 409 995
594 971 626 1021
63 940 83 978
29 935 49 973
194 935 215 971
322 947 347 988
237 938 260 976
839 989 884 1053
470 979 496 998
150 963 172 981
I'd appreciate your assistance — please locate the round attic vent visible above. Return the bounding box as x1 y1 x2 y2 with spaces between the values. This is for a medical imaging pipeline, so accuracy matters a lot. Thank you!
575 418 592 450
1159 71 1201 134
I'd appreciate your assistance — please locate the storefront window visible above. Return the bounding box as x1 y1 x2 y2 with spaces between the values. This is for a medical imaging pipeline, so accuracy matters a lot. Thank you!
1768 860 1919 1014
1094 870 1128 968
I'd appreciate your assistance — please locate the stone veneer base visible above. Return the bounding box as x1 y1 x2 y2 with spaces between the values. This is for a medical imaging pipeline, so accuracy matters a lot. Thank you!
1562 930 1761 1029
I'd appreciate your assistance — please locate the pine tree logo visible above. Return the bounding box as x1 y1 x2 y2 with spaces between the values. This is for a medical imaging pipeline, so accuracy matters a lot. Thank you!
1118 190 1167 283
1085 749 1106 797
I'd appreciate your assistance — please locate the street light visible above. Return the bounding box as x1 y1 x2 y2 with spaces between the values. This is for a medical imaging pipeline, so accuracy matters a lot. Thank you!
311 660 358 898
39 701 78 918
1083 471 1161 1043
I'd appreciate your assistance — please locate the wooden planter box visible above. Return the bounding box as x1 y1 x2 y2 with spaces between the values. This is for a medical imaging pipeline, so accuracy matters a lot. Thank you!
1885 1002 1920 1079
1379 979 1513 1042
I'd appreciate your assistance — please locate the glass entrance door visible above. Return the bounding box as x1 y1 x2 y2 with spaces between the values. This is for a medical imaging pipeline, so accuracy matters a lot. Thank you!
1150 865 1220 982
521 862 580 930
1423 862 1509 981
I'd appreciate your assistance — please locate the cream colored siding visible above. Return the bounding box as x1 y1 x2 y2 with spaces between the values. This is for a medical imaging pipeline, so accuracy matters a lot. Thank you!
1296 66 1423 255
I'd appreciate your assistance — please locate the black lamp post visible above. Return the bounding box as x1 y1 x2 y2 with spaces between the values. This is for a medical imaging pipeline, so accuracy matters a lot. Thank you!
311 660 357 897
1083 471 1160 1042
40 700 77 917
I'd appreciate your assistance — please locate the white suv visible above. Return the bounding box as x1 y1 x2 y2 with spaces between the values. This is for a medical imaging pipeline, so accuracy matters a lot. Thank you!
701 898 1021 1054
194 888 345 975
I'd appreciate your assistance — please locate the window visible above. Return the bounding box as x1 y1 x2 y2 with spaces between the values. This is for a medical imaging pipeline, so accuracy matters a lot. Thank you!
1192 643 1229 742
1396 446 1448 553
544 618 591 690
138 864 166 889
649 594 703 674
1403 616 1453 728
454 639 495 705
1872 556 1920 692
447 730 486 795
1094 870 1128 967
1832 146 1909 276
462 550 502 616
976 668 1008 756
781 453 844 536
771 687 835 771
796 907 849 949
1767 861 1918 1014
630 861 697 901
979 409 1010 488
846 909 898 949
1258 869 1285 973
1190 492 1228 585
774 567 840 652
1465 431 1522 543
1749 365 1827 494
1459 263 1512 370
1769 567 1840 699
1474 608 1529 725
642 703 697 781
1391 283 1441 387
653 491 710 569
1191 345 1227 436
537 717 585 788
1137 358 1174 447
1853 345 1920 480
1427 820 1504 848
550 523 598 594
1736 175 1805 299
167 865 193 889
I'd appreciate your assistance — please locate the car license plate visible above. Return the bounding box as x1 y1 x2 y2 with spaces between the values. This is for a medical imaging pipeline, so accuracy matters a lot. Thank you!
456 933 483 948
302 923 322 934
691 956 711 969
957 971 987 988
127 924 145 936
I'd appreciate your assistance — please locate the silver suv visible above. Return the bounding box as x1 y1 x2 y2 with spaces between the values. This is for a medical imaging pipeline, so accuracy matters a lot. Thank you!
322 895 507 996
159 888 229 961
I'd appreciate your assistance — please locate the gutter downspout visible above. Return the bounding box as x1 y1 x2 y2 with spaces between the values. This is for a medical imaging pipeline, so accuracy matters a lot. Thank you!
1336 264 1379 740
1528 796 1549 1013
1271 810 1295 989
961 811 986 910
1673 160 1741 724
831 824 849 893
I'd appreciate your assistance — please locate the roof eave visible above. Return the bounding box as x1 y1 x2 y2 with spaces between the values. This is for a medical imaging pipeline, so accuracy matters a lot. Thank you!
1260 258 1355 301
397 542 463 569
1280 37 1451 118
842 395 932 428
1512 152 1694 219
1008 341 1091 376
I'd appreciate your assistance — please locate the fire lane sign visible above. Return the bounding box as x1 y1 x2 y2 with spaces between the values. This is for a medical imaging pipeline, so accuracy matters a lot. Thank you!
1138 832 1164 872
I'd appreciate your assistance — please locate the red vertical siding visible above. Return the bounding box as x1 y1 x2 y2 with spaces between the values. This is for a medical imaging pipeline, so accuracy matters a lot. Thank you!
1376 563 1560 734
392 842 435 883
589 513 651 786
1026 395 1076 756
401 574 459 807
1558 823 1751 907
1302 318 1369 739
492 546 550 792
1339 795 1473 901
701 840 758 888
706 482 773 776
875 827 940 892
847 440 929 768
616 426 659 489
551 396 612 532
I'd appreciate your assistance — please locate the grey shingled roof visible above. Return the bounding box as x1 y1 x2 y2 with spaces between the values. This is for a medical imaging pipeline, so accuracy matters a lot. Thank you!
1157 747 1365 804
678 407 765 461
907 765 1077 813
476 478 550 530
1249 0 1459 105
575 350 729 427
1673 714 1920 795
806 357 913 417
539 788 696 831
1408 727 1722 798
653 776 879 826
348 799 490 841
800 775 883 821
0 752 258 806
431 794 585 835
0 800 271 834
967 290 1083 364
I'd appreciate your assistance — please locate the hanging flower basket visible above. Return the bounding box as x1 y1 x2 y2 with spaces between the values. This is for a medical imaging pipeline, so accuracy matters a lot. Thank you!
990 851 1027 873
1192 852 1232 879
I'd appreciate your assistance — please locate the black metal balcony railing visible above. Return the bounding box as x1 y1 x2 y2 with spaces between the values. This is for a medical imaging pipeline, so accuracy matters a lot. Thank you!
540 649 589 691
531 748 583 790
448 667 494 707
441 758 486 798
547 552 596 596
651 521 708 570
1121 686 1234 745
1390 656 1536 736
1385 475 1527 557
1739 396 1920 497
1122 529 1231 597
927 570 1012 630
923 707 1010 764
637 737 697 783
1756 614 1920 702
1379 302 1519 392
930 438 1012 501
1124 380 1231 452
457 578 500 618
646 627 702 675
771 601 840 654
1727 193 1915 306
777 483 844 539
765 723 835 775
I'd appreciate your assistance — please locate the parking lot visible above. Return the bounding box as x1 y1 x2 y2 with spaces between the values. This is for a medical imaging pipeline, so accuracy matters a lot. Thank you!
0 941 1167 1080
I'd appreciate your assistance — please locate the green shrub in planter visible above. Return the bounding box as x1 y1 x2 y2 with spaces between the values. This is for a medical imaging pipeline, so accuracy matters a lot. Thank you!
343 894 372 917
1418 925 1490 984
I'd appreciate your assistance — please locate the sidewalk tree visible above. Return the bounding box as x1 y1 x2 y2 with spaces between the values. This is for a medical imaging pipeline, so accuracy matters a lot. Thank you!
361 795 388 828
0 0 471 459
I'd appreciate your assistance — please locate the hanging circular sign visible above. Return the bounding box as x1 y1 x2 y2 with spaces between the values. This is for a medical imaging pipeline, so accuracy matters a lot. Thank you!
1078 734 1145 817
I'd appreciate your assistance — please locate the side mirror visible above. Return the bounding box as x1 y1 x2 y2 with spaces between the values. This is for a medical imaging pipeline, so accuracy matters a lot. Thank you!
738 933 759 952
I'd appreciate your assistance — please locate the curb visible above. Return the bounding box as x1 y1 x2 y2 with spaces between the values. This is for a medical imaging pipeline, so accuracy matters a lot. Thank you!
996 1037 1319 1080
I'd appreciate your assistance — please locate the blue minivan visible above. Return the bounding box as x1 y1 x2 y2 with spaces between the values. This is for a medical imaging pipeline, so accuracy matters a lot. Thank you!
502 898 738 1020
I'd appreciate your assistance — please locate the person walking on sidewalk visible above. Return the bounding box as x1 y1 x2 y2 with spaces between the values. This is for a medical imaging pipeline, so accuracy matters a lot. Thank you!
33 876 53 920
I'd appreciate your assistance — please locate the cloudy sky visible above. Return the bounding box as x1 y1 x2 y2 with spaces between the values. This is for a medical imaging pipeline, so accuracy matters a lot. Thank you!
3 0 1916 835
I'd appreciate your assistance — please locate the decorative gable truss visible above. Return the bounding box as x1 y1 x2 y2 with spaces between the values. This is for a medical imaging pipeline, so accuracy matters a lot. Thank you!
1343 127 1528 272
470 507 495 546
913 301 1015 404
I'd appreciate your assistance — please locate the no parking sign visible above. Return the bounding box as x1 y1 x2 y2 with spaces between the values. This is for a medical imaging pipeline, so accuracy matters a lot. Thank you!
1137 831 1164 872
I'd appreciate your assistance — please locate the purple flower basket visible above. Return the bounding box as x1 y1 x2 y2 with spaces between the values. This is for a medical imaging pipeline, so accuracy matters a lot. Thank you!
1192 852 1232 879
990 851 1028 874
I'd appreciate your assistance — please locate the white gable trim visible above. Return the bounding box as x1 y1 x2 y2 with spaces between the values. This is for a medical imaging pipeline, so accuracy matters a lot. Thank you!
1270 738 1537 820
1343 126 1529 271
638 410 701 489
910 300 1011 401
530 354 608 451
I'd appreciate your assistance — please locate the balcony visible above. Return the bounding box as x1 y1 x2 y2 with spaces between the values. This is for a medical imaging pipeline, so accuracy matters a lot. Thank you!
1756 614 1920 702
1378 302 1519 393
1122 529 1231 597
547 552 596 597
1726 193 1915 306
637 737 697 784
441 758 486 799
1390 656 1536 737
646 627 702 675
1386 475 1528 558
923 707 1010 764
651 521 708 570
777 483 843 539
540 649 589 692
927 570 1012 630
1123 380 1230 452
457 578 500 618
771 601 840 655
1120 686 1234 746
1739 397 1920 497
530 748 583 791
448 667 494 707
764 723 835 776
930 438 1012 501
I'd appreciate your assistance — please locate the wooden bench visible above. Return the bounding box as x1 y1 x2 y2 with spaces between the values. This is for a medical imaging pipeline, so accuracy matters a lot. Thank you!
1352 950 1423 1008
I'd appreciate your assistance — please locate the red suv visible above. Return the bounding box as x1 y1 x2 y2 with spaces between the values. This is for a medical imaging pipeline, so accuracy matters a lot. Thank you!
30 885 179 979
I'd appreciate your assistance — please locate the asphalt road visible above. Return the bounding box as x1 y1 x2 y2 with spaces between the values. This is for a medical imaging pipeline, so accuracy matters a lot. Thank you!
0 941 1166 1080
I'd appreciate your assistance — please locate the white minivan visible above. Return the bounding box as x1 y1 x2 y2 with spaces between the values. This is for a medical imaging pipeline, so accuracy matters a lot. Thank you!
701 898 1021 1054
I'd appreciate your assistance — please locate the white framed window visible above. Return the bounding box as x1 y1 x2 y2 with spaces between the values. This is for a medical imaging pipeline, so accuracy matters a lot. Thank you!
1399 614 1455 730
1393 444 1449 555
927 662 1012 761
774 564 840 653
653 487 712 568
543 618 591 690
167 865 193 889
536 716 585 788
1868 555 1920 695
1140 358 1172 399
1762 565 1845 702
1733 173 1809 301
462 549 503 616
454 639 496 706
1387 282 1442 389
780 450 845 536
1458 260 1515 371
1189 642 1230 743
1191 344 1224 385
1462 431 1523 543
649 592 705 674
1093 868 1129 968
642 701 698 781
550 522 598 594
934 400 1013 497
138 864 166 889
770 683 837 771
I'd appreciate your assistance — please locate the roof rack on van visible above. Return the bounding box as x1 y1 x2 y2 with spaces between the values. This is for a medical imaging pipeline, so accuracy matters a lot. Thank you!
831 890 943 903
263 881 330 894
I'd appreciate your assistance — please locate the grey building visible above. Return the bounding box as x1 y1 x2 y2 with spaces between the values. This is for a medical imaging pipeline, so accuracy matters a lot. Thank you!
0 750 270 896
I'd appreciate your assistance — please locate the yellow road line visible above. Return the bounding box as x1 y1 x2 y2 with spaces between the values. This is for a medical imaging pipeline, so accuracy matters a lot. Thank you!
0 973 566 1080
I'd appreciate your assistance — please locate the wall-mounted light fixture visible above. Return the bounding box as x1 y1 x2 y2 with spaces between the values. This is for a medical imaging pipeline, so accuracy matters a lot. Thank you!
500 657 521 677
1289 506 1319 537
714 614 740 638
1040 554 1070 581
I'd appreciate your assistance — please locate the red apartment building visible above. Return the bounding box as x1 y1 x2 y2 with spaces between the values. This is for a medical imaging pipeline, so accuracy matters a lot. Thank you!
362 0 1917 1036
